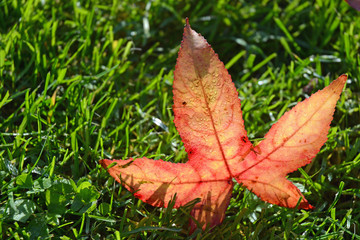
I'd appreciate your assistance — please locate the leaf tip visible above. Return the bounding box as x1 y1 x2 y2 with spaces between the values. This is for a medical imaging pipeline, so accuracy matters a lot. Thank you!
99 159 120 170
338 73 348 82
184 17 191 34
331 74 347 91
182 17 208 50
99 159 106 168
185 17 190 27
298 202 315 210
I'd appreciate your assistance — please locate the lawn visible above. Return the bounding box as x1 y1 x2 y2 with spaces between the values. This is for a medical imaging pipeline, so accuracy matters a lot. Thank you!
1 0 360 239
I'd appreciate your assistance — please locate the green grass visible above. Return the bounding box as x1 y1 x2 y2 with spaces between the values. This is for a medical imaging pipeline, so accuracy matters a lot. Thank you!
1 0 360 239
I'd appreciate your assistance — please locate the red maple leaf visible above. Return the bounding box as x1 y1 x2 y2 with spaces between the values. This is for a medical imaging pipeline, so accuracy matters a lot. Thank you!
100 19 347 232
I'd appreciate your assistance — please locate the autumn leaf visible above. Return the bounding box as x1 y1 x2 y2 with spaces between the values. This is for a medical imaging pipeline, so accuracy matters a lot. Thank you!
100 19 347 232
